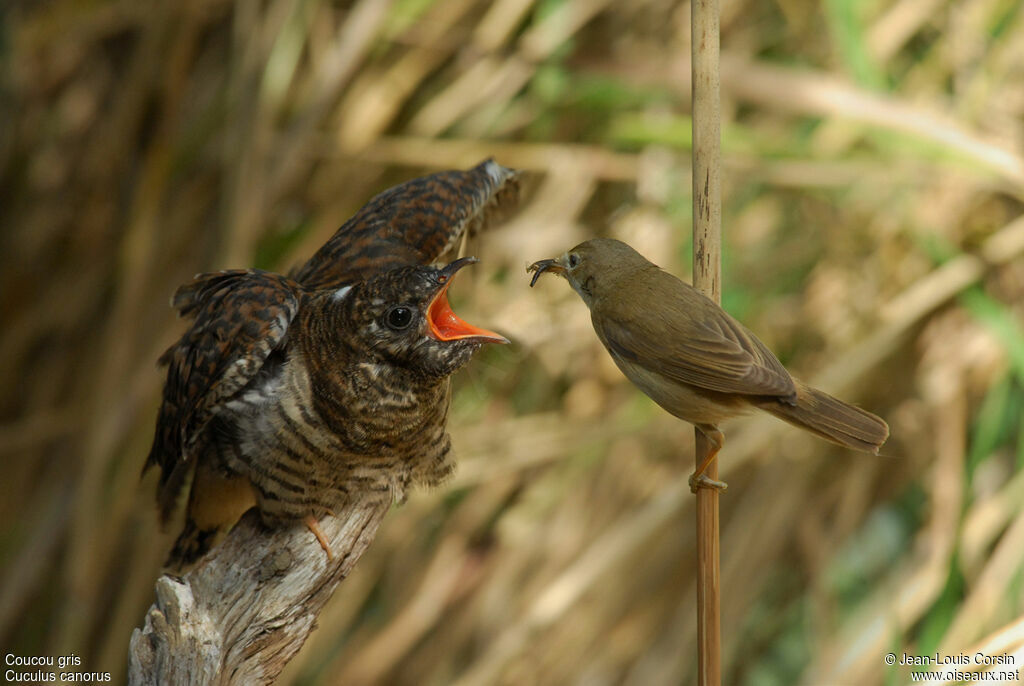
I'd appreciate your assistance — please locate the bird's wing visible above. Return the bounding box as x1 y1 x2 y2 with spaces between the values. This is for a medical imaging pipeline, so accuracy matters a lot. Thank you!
145 269 301 523
595 276 797 399
292 159 520 289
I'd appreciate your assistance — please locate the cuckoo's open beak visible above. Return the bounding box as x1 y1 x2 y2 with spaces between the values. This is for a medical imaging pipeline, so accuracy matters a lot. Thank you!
427 257 509 344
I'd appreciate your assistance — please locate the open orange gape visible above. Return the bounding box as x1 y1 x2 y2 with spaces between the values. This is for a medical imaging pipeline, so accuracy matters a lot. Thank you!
427 257 508 344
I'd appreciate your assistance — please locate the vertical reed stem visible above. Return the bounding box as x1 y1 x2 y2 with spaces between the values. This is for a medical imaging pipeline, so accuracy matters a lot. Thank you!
691 0 722 684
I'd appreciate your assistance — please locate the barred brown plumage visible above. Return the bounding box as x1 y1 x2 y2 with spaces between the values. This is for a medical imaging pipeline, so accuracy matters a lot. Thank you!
145 160 518 571
293 159 520 289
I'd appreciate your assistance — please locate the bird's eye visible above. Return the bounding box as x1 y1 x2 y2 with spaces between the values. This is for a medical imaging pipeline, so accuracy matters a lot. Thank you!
385 306 414 330
567 253 581 268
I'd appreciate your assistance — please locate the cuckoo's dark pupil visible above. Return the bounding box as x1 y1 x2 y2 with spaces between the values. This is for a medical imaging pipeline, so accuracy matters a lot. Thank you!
386 306 414 330
568 253 581 268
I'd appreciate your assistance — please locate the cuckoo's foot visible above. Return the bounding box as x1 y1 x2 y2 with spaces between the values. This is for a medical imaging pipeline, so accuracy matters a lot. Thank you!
304 514 334 560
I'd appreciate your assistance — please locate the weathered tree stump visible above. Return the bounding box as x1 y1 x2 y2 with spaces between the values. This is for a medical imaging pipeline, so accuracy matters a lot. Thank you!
128 501 388 685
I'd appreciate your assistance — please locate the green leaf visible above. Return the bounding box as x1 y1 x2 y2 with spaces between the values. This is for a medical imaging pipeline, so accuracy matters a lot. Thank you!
824 0 887 89
915 558 965 656
960 288 1024 380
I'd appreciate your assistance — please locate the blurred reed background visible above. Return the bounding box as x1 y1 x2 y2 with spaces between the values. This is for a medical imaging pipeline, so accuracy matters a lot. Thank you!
2 0 1024 684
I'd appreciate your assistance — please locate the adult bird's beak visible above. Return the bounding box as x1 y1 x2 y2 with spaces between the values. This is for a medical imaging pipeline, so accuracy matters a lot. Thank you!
427 257 509 344
526 257 567 287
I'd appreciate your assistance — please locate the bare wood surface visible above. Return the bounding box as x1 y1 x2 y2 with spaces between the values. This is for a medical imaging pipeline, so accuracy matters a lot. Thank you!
128 501 389 685
691 0 722 685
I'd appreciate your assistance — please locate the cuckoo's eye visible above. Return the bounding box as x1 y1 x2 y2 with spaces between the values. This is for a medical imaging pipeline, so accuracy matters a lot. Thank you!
567 253 581 268
385 306 414 330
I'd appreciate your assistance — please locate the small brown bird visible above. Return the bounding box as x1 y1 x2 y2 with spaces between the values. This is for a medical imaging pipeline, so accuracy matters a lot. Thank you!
528 238 889 492
147 160 517 570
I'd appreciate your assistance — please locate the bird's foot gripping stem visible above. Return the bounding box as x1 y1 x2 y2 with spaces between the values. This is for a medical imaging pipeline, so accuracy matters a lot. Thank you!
689 473 728 493
690 426 728 494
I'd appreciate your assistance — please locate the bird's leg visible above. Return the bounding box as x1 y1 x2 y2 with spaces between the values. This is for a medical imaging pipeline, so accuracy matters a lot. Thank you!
304 514 334 560
689 425 728 493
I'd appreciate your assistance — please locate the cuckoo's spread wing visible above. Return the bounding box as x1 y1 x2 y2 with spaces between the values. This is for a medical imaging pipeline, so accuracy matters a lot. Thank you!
595 271 797 400
145 269 301 523
292 159 519 289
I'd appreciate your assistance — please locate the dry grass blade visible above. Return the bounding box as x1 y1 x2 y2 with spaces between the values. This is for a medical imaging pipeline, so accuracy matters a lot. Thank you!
719 57 1024 189
452 482 690 686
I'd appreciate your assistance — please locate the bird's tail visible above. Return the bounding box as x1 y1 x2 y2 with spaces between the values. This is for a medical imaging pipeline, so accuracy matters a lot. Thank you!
164 516 225 573
755 381 889 454
163 463 257 573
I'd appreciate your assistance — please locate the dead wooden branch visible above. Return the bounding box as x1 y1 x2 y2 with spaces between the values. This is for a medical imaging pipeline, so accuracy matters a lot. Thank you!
128 501 389 685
